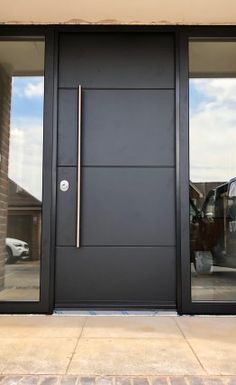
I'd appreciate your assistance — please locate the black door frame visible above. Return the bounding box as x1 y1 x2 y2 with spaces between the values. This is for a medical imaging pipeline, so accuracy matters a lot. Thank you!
1 25 236 314
0 26 57 313
178 26 236 314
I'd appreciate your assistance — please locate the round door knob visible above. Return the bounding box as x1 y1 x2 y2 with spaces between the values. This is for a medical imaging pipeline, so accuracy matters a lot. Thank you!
60 180 69 192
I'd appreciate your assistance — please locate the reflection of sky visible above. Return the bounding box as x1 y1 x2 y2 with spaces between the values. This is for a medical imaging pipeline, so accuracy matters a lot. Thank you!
8 77 44 201
190 78 236 184
189 80 215 115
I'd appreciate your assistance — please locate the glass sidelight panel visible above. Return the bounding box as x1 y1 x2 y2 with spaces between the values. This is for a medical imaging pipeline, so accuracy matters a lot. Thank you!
189 40 236 301
0 39 44 301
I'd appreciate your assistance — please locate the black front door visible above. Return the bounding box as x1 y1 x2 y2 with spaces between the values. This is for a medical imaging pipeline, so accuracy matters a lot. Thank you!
55 32 176 308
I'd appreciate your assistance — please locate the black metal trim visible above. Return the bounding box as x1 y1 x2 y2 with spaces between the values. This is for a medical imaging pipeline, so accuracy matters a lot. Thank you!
175 30 182 314
56 25 178 33
0 26 56 314
2 25 236 314
48 28 59 314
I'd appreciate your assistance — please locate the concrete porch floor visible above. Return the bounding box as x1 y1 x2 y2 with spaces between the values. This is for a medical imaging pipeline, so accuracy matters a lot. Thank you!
0 314 236 384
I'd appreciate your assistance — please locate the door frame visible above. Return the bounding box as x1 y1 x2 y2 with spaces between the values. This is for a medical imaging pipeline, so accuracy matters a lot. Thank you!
2 25 236 314
0 26 57 313
177 26 236 314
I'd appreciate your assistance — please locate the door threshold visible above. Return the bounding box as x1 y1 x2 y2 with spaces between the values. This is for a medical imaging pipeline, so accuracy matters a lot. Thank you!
53 309 178 316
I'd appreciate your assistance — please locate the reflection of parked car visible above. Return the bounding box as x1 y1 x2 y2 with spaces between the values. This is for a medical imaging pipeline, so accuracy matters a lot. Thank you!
190 178 236 274
5 237 29 264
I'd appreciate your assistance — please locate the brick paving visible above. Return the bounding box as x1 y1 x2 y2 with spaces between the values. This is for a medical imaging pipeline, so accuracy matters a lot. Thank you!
0 377 236 385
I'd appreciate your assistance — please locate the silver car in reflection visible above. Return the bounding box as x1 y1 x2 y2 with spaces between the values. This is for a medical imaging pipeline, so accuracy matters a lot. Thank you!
5 237 29 264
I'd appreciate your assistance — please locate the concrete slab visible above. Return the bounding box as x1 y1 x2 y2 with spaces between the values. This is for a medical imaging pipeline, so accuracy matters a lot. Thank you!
68 338 205 376
0 315 234 377
187 338 236 375
0 338 77 374
82 316 182 339
0 316 87 338
176 316 236 342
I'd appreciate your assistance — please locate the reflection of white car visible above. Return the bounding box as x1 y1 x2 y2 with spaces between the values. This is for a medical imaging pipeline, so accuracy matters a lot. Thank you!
5 237 29 264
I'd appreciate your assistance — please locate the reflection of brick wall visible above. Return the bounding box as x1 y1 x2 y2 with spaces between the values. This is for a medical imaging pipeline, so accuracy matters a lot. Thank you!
0 66 11 290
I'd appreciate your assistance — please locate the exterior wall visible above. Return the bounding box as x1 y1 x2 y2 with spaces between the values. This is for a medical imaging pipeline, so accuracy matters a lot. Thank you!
0 66 11 290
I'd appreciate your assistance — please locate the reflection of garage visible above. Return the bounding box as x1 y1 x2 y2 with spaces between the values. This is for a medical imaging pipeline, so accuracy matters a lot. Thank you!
7 178 41 261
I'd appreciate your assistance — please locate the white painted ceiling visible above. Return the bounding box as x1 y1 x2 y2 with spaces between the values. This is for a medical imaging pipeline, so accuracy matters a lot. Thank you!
0 0 236 25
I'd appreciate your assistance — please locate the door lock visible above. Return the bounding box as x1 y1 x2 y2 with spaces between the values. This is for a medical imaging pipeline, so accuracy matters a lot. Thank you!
60 180 69 192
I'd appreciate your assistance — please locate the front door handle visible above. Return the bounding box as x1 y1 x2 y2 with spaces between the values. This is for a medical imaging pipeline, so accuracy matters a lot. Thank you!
76 85 82 248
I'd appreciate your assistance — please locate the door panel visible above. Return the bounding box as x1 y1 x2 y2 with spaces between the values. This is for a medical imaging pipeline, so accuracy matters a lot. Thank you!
55 246 176 305
82 168 175 246
56 32 176 308
59 33 174 89
57 168 175 246
58 89 175 167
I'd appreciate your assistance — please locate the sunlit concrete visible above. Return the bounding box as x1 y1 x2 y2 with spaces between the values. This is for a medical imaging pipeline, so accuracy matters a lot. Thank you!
0 315 236 375
1 0 236 25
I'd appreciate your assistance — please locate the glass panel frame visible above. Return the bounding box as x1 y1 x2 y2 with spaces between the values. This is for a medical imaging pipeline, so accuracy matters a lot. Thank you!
178 28 236 315
0 43 45 302
0 27 55 314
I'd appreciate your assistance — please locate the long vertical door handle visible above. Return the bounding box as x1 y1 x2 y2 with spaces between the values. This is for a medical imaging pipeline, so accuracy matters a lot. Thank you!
76 85 82 247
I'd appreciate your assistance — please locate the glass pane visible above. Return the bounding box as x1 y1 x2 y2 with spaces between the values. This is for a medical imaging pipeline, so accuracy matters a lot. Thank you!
0 40 44 301
189 40 236 301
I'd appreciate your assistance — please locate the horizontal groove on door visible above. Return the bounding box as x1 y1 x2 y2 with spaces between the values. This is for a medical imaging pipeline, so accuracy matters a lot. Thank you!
82 165 176 169
60 165 176 168
58 87 176 90
57 245 176 248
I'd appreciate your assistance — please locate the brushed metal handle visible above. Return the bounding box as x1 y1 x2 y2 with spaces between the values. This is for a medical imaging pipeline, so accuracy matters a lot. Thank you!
76 85 82 248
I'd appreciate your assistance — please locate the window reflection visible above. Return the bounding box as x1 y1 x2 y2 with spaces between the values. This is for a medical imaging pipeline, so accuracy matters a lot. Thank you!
0 40 44 302
189 41 236 301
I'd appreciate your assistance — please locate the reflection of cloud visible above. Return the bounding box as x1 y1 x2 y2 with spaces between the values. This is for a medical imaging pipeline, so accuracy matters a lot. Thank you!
12 77 44 99
190 79 236 183
25 81 44 98
8 117 43 201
